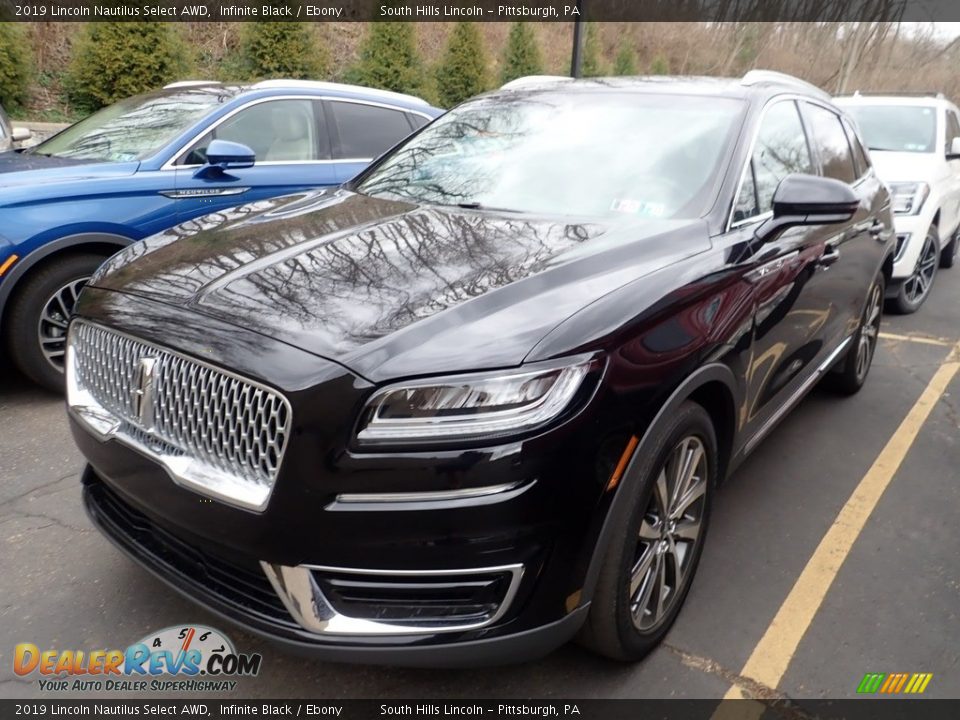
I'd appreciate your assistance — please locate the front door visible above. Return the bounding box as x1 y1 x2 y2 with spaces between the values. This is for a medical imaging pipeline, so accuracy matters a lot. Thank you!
172 98 335 222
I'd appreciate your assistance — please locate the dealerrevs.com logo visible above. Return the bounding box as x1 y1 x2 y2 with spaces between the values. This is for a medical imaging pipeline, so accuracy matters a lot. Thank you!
14 625 263 692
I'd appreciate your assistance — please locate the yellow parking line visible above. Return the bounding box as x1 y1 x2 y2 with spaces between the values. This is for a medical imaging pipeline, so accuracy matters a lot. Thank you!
713 340 960 716
878 331 954 347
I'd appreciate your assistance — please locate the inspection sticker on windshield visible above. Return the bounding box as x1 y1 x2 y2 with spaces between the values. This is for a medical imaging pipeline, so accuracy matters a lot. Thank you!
610 198 666 217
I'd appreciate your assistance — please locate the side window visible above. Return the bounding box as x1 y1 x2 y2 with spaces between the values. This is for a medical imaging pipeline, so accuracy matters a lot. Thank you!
329 102 415 159
944 110 960 155
804 104 857 184
842 117 870 179
734 100 813 222
179 99 325 166
408 113 430 130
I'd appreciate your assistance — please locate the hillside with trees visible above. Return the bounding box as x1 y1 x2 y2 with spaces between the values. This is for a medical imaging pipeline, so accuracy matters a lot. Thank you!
3 21 960 120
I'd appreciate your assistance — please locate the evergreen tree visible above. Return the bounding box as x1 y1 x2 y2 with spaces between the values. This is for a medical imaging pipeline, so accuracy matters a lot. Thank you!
66 23 190 112
581 23 606 77
650 54 671 75
236 23 328 80
435 23 487 108
613 41 638 76
0 23 32 112
499 23 543 85
346 23 425 96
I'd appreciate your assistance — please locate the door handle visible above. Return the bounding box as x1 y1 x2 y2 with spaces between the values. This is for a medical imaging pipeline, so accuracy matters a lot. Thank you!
819 245 841 268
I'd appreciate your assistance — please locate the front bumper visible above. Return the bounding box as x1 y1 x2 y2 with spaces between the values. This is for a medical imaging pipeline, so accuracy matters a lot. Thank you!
890 213 933 280
82 467 588 666
68 289 630 665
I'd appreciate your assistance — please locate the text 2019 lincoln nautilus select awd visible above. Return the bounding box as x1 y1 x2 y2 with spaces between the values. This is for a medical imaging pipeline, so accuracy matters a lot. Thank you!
67 72 895 665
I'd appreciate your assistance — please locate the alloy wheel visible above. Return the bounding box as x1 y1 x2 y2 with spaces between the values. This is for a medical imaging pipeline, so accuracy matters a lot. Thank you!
629 435 708 631
856 282 882 382
904 235 938 304
37 277 88 372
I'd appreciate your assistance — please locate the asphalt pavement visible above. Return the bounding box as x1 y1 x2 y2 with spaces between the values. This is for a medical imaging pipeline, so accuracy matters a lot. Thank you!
1 268 958 702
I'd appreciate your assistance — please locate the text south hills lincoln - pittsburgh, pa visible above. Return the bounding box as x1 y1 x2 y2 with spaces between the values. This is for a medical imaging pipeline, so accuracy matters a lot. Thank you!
379 4 577 18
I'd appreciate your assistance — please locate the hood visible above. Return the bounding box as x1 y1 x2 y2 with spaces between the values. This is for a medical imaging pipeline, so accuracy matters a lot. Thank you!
92 190 711 382
0 152 138 189
868 150 943 184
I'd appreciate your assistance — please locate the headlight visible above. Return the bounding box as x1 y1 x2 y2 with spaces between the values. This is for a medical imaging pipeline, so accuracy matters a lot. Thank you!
355 355 598 447
889 182 929 215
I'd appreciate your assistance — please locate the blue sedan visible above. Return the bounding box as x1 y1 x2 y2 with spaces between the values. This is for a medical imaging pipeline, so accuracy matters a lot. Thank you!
0 80 442 391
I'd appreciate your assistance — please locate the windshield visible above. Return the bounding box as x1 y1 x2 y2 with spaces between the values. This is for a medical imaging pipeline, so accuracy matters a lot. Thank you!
357 92 745 220
846 105 937 153
33 89 233 162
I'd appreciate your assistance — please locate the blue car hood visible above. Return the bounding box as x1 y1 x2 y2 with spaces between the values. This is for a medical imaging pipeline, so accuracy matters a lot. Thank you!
0 151 139 188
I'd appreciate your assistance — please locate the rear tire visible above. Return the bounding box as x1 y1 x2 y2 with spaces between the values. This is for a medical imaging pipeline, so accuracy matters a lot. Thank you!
825 272 884 396
4 253 106 393
577 401 716 661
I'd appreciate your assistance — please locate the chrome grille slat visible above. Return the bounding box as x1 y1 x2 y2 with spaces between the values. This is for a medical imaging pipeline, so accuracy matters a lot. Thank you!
68 321 291 511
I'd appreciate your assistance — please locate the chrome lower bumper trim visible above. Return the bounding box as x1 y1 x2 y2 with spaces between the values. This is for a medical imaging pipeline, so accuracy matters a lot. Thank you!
260 562 524 636
325 480 534 511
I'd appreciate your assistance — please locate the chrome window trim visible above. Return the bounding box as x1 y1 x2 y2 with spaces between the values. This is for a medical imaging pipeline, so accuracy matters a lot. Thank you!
725 93 843 233
66 320 292 513
261 562 524 636
162 94 433 171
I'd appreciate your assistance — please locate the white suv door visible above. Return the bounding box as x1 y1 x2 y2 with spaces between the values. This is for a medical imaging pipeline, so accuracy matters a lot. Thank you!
941 107 960 244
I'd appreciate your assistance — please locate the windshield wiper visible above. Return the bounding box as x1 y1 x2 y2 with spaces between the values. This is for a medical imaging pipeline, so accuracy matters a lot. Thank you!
456 201 523 213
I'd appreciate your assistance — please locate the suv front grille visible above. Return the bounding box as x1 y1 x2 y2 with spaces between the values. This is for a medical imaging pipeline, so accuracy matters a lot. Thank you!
67 320 291 511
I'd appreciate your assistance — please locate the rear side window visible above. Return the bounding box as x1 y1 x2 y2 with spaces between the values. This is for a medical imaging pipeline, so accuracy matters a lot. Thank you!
804 104 857 184
329 101 414 159
842 117 870 179
733 100 813 222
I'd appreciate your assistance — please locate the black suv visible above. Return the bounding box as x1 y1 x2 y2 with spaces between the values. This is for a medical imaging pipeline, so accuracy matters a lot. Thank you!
67 71 894 665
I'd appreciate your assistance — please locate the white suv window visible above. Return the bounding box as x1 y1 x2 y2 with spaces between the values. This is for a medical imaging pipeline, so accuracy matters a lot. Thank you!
944 110 960 155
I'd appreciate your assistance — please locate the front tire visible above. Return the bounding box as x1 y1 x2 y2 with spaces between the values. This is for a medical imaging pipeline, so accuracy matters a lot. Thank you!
577 401 716 661
4 253 106 393
940 229 958 269
890 227 938 314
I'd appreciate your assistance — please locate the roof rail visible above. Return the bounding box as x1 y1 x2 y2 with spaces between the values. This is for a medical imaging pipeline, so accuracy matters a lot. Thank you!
845 90 945 99
163 80 222 89
249 79 430 107
500 75 572 90
741 70 830 100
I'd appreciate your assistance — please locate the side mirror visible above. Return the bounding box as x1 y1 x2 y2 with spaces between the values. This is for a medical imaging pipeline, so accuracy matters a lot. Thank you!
195 139 256 178
11 127 31 142
947 136 960 160
755 174 859 243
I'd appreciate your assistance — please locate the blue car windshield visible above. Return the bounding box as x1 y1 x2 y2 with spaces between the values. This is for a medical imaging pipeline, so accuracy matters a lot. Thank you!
357 91 745 220
33 89 235 163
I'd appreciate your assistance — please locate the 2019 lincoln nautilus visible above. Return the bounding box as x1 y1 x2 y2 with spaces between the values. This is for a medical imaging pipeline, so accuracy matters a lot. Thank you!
67 71 895 665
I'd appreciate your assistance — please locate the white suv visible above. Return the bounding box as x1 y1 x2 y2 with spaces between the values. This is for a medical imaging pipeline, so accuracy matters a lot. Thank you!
836 93 960 313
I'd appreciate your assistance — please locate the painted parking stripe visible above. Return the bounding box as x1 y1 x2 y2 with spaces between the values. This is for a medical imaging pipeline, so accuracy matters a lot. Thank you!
877 331 954 347
714 340 960 714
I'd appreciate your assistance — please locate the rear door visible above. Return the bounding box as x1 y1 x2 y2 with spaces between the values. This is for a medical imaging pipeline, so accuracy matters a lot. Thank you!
800 101 885 340
172 97 335 222
324 100 424 185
